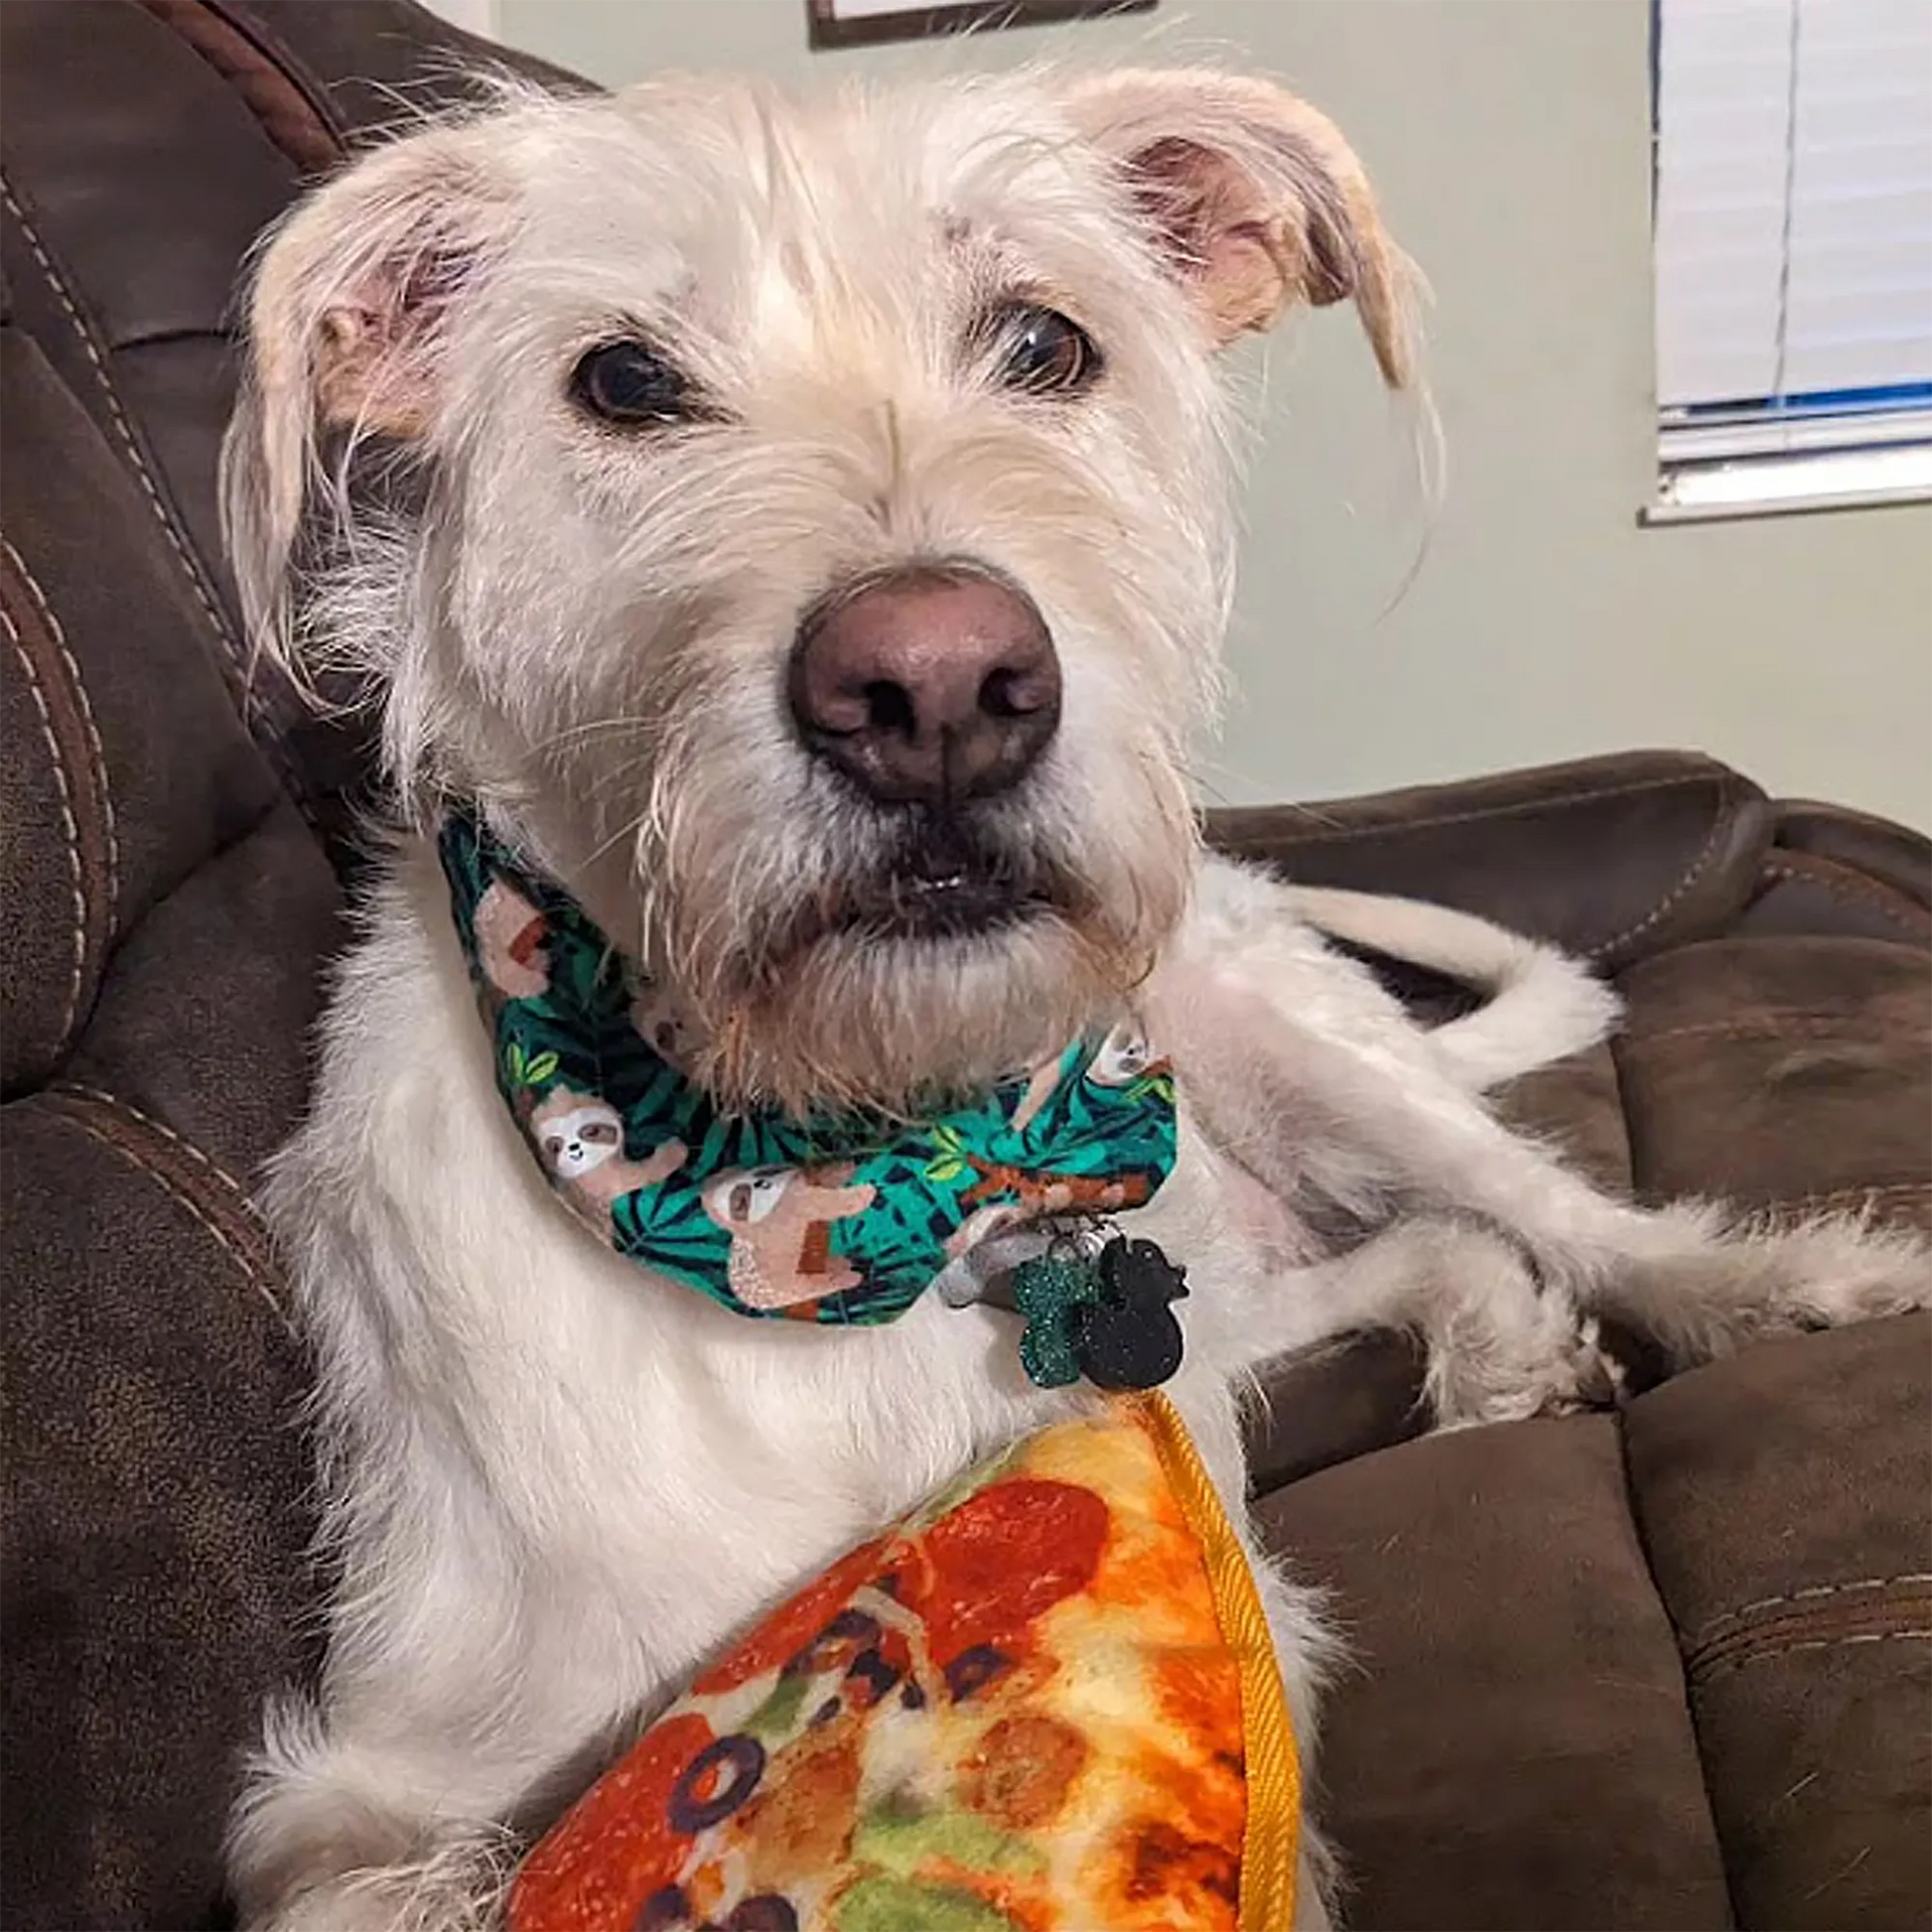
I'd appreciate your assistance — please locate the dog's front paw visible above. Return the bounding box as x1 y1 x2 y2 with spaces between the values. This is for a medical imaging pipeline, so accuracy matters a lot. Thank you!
248 1864 509 1932
1425 1302 1623 1432
238 1832 515 1932
252 1887 414 1932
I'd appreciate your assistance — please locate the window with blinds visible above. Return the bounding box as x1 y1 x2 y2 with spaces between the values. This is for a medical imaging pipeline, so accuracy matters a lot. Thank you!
1651 0 1932 517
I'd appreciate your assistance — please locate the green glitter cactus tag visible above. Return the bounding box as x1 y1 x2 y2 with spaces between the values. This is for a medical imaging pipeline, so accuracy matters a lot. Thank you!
1012 1250 1102 1388
1011 1233 1190 1392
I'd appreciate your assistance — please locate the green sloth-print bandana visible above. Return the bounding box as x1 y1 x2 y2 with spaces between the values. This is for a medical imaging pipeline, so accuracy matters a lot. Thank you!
437 812 1178 1326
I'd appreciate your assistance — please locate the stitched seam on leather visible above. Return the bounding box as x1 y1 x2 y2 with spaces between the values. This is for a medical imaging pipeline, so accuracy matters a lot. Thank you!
51 1081 260 1217
2 537 119 927
1632 1015 1930 1046
1695 1629 1932 1680
0 172 317 826
2 606 86 1049
138 0 345 173
1587 782 1745 962
1685 1572 1932 1647
61 1111 291 1332
1218 773 1731 847
1700 1591 1932 1669
1687 1583 1932 1680
0 179 249 683
1761 859 1931 940
45 1090 292 1332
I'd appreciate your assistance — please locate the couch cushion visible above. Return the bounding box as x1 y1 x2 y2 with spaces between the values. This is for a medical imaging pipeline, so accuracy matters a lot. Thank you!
0 0 300 780
1623 1315 1932 1931
1613 938 1932 1229
1257 1414 1735 1930
0 9 593 1922
1 1077 319 1929
1 321 282 1097
1259 1314 1932 1931
0 298 335 1918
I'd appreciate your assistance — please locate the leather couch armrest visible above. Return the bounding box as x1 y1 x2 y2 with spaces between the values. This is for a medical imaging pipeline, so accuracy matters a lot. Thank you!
1206 750 1774 970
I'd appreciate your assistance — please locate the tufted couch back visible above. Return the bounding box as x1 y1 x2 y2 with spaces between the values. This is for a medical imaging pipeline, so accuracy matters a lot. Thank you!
0 5 571 1923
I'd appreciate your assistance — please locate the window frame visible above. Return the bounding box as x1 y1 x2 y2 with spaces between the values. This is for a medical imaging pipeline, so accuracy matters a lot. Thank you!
1646 0 1932 523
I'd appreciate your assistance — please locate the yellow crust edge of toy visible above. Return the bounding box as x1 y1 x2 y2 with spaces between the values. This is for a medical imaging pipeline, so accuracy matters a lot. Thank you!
1134 1390 1301 1932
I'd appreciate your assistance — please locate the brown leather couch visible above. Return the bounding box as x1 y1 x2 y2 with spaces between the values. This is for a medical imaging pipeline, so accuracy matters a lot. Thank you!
3 6 1927 1928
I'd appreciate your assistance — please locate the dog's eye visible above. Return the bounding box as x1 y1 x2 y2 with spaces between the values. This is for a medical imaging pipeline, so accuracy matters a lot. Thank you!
570 341 696 427
989 305 1103 397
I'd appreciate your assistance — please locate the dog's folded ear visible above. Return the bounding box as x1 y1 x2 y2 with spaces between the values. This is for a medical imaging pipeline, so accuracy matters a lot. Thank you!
222 122 512 668
1066 69 1416 384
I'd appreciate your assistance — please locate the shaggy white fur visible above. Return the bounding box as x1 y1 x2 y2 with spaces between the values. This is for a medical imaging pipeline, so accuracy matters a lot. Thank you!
220 65 1929 1931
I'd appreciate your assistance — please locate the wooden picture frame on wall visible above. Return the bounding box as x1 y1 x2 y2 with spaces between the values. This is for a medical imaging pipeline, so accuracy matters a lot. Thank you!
808 0 1156 52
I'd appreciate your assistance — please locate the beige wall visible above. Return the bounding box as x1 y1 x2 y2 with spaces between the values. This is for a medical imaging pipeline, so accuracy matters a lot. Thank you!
482 0 1932 828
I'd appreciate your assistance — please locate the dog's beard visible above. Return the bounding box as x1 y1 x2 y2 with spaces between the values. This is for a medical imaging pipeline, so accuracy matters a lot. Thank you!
652 813 1186 1117
696 913 1145 1118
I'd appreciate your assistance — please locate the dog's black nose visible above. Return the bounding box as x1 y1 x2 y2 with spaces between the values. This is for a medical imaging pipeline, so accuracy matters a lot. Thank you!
789 567 1061 805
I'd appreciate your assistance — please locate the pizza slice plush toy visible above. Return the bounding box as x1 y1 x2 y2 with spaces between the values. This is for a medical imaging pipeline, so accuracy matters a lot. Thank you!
510 1394 1299 1932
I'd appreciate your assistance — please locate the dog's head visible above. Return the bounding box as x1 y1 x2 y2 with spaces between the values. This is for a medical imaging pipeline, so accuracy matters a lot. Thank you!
228 69 1411 1113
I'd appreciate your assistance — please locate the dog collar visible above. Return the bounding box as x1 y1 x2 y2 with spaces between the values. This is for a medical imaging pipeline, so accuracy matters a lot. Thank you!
437 812 1179 1347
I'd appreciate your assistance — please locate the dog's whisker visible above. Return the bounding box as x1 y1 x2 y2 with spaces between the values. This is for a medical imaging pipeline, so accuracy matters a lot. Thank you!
533 716 657 754
577 808 653 877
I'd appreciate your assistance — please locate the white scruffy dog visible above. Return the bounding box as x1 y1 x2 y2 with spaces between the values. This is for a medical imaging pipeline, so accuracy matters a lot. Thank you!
220 67 1929 1930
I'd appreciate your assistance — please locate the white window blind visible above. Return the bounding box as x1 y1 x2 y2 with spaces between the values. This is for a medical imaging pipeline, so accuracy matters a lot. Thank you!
1652 0 1932 512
